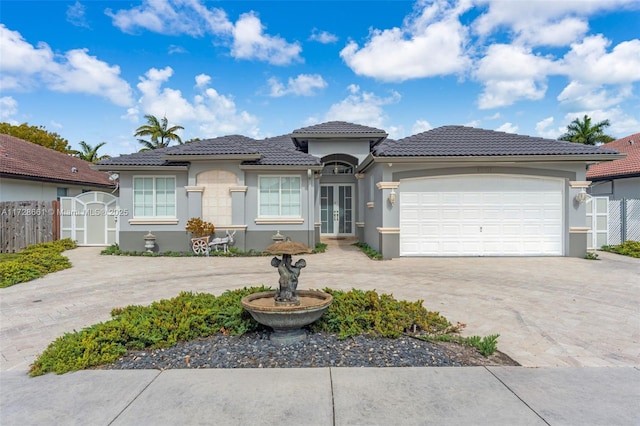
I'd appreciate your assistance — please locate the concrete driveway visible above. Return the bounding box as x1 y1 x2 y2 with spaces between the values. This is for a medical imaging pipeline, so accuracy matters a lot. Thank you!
1 242 638 371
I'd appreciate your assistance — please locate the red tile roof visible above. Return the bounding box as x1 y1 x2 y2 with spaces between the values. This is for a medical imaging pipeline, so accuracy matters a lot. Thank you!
0 134 114 188
587 132 640 180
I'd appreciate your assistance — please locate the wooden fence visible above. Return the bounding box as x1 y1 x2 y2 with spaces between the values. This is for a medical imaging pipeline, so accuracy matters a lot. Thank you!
0 200 60 253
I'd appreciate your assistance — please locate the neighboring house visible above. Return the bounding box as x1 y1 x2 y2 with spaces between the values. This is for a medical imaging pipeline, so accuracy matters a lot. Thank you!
587 132 639 200
94 122 622 258
0 134 115 200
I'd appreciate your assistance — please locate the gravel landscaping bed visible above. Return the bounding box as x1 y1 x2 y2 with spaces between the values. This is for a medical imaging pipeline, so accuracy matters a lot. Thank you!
101 331 519 370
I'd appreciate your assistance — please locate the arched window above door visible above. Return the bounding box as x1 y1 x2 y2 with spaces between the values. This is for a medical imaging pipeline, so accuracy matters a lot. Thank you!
322 161 354 175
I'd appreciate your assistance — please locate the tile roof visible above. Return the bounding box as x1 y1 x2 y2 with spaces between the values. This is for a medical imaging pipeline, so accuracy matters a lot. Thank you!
97 134 321 167
373 126 621 157
96 147 188 167
0 134 113 187
587 132 640 180
242 135 321 166
164 135 260 156
292 121 387 135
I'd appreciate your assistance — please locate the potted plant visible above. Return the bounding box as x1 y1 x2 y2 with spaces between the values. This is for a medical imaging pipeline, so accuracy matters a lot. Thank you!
185 218 215 255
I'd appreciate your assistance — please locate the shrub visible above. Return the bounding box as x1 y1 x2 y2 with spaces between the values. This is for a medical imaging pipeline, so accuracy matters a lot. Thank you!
601 241 640 258
185 218 215 237
353 242 383 260
311 288 453 339
0 261 43 288
30 286 271 376
0 239 76 288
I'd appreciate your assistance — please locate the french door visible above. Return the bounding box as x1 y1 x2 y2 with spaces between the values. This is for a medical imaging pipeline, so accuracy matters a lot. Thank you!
320 184 354 236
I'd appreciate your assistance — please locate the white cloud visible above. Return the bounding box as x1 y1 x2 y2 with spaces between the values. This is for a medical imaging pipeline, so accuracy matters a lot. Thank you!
135 66 259 139
195 74 211 88
473 0 635 46
412 119 432 134
267 74 327 97
106 0 232 36
0 96 18 121
340 0 471 81
309 29 338 44
47 49 134 106
67 1 90 28
563 108 640 137
475 44 557 109
0 25 133 106
557 81 633 110
168 44 187 54
0 25 54 90
561 35 640 85
323 85 401 127
231 12 302 65
495 122 518 133
535 117 564 139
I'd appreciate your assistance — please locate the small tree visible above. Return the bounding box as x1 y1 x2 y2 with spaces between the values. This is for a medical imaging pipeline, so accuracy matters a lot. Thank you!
0 122 72 153
134 115 184 151
559 115 614 145
72 141 111 163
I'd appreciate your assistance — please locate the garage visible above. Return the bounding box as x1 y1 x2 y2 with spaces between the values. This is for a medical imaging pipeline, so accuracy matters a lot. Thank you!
399 175 564 256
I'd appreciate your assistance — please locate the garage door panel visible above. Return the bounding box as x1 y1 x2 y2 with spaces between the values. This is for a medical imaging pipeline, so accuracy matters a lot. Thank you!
400 175 563 256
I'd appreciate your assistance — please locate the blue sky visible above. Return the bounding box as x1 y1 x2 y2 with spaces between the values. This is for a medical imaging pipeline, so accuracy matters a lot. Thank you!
1 0 639 158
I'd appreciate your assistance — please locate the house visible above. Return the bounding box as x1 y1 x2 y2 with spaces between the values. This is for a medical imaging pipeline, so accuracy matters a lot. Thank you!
587 132 640 200
94 122 622 258
1 134 118 250
0 133 115 200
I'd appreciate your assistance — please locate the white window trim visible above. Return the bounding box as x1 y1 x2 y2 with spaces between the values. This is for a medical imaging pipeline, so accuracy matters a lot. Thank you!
258 175 302 218
132 175 177 218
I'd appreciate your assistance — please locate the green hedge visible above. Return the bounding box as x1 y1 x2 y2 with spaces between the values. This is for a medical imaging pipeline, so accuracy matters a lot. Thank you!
0 239 77 288
30 287 461 376
601 240 640 258
30 287 270 376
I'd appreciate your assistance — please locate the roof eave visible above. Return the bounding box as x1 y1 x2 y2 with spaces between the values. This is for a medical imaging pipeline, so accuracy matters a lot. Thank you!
162 154 262 161
368 154 626 163
1 172 114 188
589 172 640 181
239 164 323 171
91 164 189 171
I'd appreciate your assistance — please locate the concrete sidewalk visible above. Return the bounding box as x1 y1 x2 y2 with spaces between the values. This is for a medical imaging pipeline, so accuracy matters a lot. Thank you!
2 367 639 425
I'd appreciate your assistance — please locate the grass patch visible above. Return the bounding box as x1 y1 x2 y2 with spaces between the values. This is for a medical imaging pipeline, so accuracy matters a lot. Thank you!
353 242 383 259
0 239 77 288
30 287 495 376
417 333 500 357
601 240 640 258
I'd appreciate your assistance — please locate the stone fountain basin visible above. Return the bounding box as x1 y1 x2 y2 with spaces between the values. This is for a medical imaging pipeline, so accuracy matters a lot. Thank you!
241 290 333 344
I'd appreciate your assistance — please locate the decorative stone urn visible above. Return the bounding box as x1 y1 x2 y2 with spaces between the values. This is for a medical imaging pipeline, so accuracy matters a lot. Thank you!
241 239 333 344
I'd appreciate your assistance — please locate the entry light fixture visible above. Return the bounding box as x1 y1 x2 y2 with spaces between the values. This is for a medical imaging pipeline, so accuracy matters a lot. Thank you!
388 188 397 206
575 188 591 204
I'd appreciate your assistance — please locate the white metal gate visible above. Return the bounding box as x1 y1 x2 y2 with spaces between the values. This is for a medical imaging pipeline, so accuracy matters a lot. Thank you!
60 192 119 246
586 196 609 249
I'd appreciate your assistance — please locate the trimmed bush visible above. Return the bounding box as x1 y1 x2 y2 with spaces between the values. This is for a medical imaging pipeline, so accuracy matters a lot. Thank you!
0 239 76 288
30 286 270 376
601 240 640 258
311 288 454 339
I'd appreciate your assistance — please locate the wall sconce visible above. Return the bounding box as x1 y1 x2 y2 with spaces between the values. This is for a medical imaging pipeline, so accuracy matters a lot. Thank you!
575 188 591 204
388 188 397 206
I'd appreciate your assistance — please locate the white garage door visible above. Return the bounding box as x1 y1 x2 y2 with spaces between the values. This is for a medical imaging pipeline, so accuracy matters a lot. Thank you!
400 175 563 256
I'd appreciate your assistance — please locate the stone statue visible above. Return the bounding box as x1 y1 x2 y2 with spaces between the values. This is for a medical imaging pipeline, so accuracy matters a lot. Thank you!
271 254 306 305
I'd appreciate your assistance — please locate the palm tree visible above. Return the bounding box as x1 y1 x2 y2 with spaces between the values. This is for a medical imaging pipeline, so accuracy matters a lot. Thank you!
134 115 184 151
559 115 614 145
73 141 111 163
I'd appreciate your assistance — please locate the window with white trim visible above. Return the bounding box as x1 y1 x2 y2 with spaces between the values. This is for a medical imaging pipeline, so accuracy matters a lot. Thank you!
133 176 176 217
259 176 301 217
